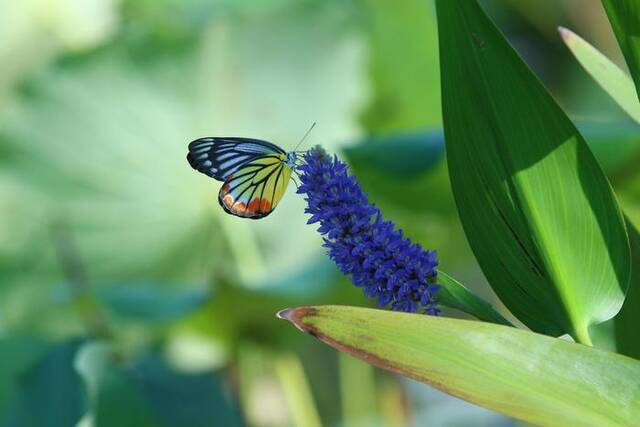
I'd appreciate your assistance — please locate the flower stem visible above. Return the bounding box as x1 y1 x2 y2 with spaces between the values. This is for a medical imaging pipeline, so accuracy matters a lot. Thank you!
50 220 111 338
573 324 594 347
339 353 377 427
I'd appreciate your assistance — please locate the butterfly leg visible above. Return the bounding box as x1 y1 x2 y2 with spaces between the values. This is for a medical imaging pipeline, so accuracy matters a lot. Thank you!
290 174 301 190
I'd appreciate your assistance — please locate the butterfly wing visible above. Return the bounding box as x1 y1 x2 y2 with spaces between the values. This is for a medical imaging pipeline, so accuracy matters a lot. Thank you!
187 137 286 181
218 154 292 219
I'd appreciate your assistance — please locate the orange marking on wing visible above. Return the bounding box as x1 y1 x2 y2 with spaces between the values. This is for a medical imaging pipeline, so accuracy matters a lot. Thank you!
260 199 272 211
247 199 261 213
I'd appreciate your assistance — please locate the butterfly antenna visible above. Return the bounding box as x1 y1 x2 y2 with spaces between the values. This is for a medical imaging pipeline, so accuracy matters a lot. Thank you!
293 122 316 152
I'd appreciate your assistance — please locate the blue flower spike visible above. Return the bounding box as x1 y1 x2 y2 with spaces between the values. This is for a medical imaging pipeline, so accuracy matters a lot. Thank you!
297 146 440 315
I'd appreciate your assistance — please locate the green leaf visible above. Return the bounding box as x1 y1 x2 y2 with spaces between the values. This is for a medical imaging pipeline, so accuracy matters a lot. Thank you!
559 27 640 123
344 130 444 179
344 132 455 217
3 340 87 427
95 353 242 427
614 219 640 359
95 368 162 427
256 258 339 297
98 284 208 323
601 0 640 99
437 271 513 326
437 0 631 341
279 305 640 426
0 337 49 418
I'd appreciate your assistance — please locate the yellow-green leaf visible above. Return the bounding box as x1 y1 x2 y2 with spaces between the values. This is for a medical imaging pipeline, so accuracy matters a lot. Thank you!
559 27 640 123
280 305 640 426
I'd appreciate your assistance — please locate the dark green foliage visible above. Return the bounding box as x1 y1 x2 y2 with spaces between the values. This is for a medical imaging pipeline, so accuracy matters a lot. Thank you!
437 0 630 340
614 221 640 358
96 354 242 427
601 0 640 98
3 340 87 427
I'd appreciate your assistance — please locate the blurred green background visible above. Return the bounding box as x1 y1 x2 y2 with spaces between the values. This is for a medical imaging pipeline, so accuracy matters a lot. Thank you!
0 0 638 426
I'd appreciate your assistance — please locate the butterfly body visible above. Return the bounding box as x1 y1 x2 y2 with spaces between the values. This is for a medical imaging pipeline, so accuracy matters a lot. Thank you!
187 137 298 219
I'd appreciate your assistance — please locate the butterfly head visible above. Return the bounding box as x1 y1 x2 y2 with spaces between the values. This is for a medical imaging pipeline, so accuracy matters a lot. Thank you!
286 151 298 169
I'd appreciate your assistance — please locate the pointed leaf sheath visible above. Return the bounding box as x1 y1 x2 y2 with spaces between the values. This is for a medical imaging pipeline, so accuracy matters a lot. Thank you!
559 26 640 123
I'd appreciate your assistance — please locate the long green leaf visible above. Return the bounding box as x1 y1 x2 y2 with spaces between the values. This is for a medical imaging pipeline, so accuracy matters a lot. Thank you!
559 27 640 123
601 0 640 99
279 305 640 426
437 271 513 326
437 0 631 342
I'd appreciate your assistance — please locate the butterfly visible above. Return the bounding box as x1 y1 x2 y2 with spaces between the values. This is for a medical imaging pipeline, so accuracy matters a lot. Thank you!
187 127 314 219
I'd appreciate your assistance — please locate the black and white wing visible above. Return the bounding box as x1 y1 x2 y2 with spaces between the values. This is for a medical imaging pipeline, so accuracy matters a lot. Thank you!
186 137 286 181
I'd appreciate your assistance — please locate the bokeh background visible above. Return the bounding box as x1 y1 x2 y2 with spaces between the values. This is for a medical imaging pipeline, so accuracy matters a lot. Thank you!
1 0 638 426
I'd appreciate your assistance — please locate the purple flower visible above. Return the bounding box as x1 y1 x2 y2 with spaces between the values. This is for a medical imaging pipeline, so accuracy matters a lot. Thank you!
296 147 440 315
